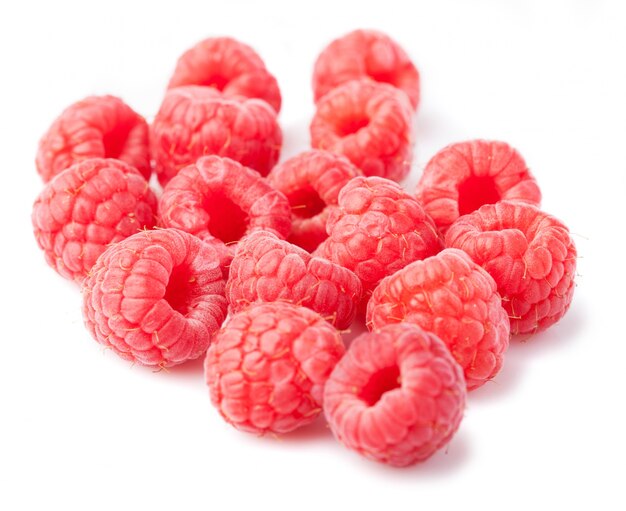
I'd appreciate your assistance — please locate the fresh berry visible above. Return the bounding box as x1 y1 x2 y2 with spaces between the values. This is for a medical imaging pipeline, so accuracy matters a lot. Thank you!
313 29 420 110
151 86 282 185
82 228 227 367
36 95 150 182
266 150 362 252
445 201 577 335
416 140 542 234
226 231 362 329
324 323 466 467
167 36 281 113
367 248 510 389
205 302 345 434
310 79 413 182
32 158 157 283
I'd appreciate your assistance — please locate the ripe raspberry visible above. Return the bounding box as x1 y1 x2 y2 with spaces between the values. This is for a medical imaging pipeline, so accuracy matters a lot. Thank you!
82 228 227 367
313 29 420 110
158 155 291 268
314 176 442 307
367 249 510 389
205 302 345 434
151 86 282 185
324 323 465 467
310 79 413 182
36 95 150 182
445 201 577 335
32 158 157 283
266 150 362 252
167 36 281 113
416 140 542 234
227 231 362 329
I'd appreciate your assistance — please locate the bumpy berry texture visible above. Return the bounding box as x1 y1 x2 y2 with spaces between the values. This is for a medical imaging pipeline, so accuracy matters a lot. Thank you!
36 95 151 182
313 29 420 110
416 140 542 234
151 86 282 185
324 323 466 467
266 150 362 252
227 231 362 329
314 176 442 307
445 201 577 335
310 79 413 182
205 302 345 434
82 228 227 367
32 158 157 283
367 248 510 389
167 36 281 113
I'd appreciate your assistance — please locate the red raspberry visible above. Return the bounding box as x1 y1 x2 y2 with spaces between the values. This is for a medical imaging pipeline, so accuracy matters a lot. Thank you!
314 176 442 307
226 231 362 330
266 150 362 252
32 158 157 283
151 86 282 186
445 201 577 335
167 36 281 113
310 79 413 182
36 95 150 182
416 140 542 234
82 228 227 367
367 249 510 389
205 302 345 434
324 323 466 467
313 29 420 110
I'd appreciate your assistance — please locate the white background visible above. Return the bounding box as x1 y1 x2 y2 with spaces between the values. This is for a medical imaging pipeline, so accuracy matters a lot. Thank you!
1 0 625 509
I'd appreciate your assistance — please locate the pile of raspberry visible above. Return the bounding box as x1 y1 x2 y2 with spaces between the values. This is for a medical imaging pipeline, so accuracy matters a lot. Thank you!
32 29 577 468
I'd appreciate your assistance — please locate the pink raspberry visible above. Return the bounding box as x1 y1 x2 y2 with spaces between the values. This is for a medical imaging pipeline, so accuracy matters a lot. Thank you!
36 95 151 183
313 29 420 110
324 323 466 467
445 201 577 335
32 158 157 283
310 79 413 182
266 150 362 252
151 86 282 186
205 302 345 434
167 36 281 113
82 228 227 367
416 140 542 234
226 231 362 329
367 248 510 389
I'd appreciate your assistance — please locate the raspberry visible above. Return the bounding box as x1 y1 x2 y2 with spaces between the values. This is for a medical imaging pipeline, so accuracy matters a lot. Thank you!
151 86 282 185
313 29 420 110
158 155 291 269
324 323 465 467
314 176 442 307
445 201 577 335
416 140 542 234
226 231 362 329
204 302 345 434
36 95 150 182
82 228 227 367
367 249 510 389
310 79 413 182
32 158 157 283
167 36 281 113
266 150 362 252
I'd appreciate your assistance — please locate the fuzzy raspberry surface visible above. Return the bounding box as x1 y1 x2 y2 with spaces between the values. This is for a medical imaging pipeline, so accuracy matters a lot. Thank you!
32 158 157 283
310 79 413 182
446 201 577 335
324 323 466 467
205 302 345 434
266 150 362 252
36 95 151 182
82 228 227 367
